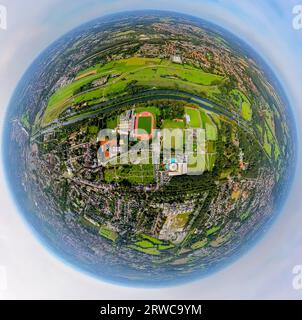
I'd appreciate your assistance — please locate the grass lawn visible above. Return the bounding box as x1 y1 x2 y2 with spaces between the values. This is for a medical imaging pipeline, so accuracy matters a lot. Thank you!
200 110 207 129
264 142 272 157
207 141 216 153
99 225 118 242
128 244 160 255
158 244 175 250
274 143 281 160
205 154 216 171
172 212 190 229
138 116 152 134
73 88 104 105
162 119 185 129
140 234 164 245
206 122 218 140
206 225 220 236
128 233 174 255
21 113 30 130
185 107 202 128
135 106 160 117
135 240 154 248
230 89 252 121
242 102 252 121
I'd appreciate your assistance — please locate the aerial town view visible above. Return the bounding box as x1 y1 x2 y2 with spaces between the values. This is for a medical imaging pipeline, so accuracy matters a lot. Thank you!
5 11 295 285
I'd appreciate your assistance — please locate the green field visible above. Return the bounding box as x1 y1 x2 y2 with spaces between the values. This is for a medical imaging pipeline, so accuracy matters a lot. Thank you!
206 122 217 140
185 107 202 128
207 141 216 153
39 57 225 127
128 233 175 256
206 225 220 236
200 110 207 128
99 225 118 242
205 154 216 171
252 106 282 162
162 119 185 129
242 102 252 121
172 212 191 229
128 244 160 255
138 116 152 134
141 234 164 244
230 89 252 121
135 106 160 117
104 164 155 184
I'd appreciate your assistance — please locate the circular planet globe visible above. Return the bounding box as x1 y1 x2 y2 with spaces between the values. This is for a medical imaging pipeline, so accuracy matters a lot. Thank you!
3 10 296 286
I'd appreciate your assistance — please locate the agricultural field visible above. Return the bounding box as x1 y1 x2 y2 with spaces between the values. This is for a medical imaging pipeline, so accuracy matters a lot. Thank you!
99 225 118 242
128 233 175 256
38 57 225 127
230 89 252 121
254 107 281 161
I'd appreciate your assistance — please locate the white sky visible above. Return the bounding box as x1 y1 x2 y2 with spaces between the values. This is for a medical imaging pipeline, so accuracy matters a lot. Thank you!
0 0 302 299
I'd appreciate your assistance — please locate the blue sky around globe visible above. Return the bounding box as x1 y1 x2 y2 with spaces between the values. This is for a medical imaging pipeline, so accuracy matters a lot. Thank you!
0 0 301 299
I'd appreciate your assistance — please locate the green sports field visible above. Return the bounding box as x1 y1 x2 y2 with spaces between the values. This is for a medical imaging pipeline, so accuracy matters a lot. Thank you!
185 107 202 128
138 116 152 135
162 119 185 129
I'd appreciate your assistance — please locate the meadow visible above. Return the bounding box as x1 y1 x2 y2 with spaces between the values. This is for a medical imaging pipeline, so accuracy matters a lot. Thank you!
39 57 225 126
